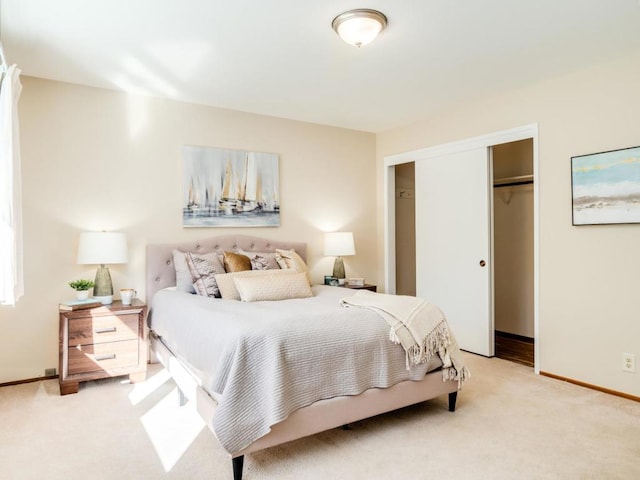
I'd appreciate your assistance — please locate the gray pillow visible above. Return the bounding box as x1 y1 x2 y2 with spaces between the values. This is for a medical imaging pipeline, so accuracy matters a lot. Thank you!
185 251 226 297
239 250 280 270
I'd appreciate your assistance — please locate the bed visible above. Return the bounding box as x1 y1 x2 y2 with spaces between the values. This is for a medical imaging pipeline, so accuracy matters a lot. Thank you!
146 235 467 480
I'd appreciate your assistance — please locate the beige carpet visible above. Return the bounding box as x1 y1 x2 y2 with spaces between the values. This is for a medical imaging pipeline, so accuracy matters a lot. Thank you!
1 353 638 480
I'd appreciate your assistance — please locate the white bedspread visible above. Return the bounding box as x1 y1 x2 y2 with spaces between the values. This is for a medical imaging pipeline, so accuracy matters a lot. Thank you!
149 285 448 454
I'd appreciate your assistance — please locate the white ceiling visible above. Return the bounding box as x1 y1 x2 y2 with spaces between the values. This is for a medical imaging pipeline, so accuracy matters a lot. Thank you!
1 0 640 132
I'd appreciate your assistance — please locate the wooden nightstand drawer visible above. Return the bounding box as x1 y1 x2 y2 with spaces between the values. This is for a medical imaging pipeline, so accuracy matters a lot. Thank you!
59 299 147 395
68 340 140 375
68 314 139 346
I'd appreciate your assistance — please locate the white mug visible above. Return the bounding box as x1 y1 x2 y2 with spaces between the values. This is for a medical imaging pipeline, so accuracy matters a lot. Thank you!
120 288 136 305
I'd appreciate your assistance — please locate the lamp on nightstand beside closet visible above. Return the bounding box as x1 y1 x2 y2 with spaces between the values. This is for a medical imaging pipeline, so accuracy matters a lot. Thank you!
77 231 128 305
324 232 355 285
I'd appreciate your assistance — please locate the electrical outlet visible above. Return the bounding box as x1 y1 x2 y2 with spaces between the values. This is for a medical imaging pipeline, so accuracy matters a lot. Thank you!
622 353 636 373
44 367 57 377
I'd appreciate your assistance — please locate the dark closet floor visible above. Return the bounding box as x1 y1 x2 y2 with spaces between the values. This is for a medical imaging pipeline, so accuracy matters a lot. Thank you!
495 331 534 367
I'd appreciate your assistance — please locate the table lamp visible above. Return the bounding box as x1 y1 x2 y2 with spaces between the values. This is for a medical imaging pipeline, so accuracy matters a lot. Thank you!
324 232 355 285
77 232 128 304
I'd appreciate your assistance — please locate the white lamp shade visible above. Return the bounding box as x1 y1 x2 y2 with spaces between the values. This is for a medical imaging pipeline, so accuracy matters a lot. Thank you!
77 232 128 265
324 232 355 257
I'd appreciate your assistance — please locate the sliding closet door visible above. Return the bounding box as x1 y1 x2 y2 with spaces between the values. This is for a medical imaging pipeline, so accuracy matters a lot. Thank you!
415 147 494 356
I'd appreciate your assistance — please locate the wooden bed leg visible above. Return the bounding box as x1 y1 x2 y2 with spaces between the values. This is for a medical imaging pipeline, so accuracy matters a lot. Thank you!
232 455 244 480
448 391 458 412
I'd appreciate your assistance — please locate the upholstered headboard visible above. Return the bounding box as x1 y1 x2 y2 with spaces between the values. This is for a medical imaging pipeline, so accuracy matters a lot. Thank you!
145 234 307 302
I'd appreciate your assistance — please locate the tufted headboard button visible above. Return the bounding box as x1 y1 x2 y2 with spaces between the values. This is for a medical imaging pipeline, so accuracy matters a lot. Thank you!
155 277 161 282
196 244 201 250
166 260 171 265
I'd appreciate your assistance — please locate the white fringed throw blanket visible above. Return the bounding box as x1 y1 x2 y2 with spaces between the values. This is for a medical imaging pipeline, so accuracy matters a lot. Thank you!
340 290 469 386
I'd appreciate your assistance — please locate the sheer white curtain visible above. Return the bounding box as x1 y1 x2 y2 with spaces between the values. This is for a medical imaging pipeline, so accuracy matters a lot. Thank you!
0 64 24 306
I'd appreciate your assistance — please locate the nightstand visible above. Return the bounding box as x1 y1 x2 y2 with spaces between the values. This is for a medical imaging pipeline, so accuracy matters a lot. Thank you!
58 299 147 395
342 284 377 292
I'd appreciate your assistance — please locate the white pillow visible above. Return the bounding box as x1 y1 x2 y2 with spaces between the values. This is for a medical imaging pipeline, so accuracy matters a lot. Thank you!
234 272 313 302
215 269 296 300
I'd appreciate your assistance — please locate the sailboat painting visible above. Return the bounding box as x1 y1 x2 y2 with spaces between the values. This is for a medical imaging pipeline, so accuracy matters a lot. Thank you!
182 145 280 227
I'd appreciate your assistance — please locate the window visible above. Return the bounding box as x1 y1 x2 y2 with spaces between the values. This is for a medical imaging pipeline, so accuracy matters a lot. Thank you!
0 53 24 306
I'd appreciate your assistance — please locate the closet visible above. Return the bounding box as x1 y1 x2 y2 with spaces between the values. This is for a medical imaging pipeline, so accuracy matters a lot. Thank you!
394 163 416 297
392 137 534 366
492 139 534 366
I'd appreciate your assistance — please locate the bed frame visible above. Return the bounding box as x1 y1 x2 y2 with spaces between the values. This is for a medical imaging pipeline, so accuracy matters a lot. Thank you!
146 235 459 480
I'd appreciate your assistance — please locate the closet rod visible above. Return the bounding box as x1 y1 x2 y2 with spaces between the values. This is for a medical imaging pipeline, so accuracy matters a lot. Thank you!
494 174 534 188
494 180 533 188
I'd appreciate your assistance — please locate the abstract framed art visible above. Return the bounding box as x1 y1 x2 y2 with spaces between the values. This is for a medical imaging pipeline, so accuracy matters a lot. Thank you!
571 145 640 225
182 145 280 227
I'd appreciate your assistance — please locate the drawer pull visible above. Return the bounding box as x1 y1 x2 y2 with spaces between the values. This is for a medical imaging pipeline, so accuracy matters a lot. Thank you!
94 327 117 334
94 353 116 361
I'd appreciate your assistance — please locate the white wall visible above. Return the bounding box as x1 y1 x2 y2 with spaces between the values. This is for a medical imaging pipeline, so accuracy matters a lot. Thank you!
377 51 640 397
0 77 376 383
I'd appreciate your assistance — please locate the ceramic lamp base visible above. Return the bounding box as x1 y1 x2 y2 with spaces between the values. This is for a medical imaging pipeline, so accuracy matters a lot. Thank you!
332 256 346 280
94 295 113 305
93 265 114 305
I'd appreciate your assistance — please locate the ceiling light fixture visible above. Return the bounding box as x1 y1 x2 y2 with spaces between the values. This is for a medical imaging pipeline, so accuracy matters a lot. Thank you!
332 9 387 48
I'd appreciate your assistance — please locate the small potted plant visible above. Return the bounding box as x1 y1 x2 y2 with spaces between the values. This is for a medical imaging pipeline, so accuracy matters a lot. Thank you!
69 279 95 300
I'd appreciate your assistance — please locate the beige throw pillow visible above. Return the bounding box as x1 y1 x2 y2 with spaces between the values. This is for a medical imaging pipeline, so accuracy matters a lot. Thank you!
234 272 313 302
215 269 297 300
275 249 309 279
